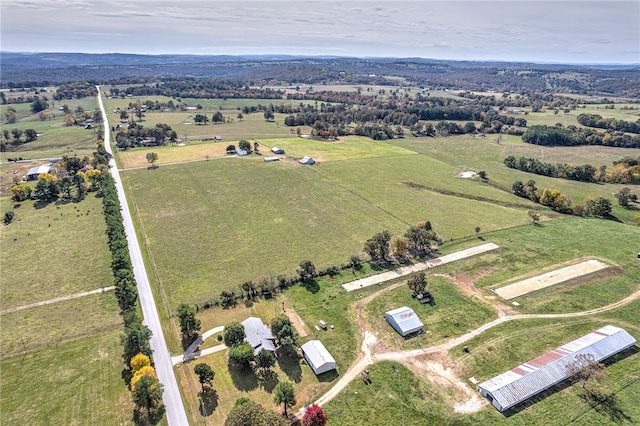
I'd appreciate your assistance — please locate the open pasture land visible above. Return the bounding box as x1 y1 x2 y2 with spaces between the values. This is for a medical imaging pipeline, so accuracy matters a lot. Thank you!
392 134 640 217
117 142 234 169
449 315 640 425
0 195 113 308
1 330 133 426
122 158 410 312
1 97 100 161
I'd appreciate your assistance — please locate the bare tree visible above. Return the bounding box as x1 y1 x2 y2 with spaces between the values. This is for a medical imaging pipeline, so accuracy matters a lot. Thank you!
567 353 607 394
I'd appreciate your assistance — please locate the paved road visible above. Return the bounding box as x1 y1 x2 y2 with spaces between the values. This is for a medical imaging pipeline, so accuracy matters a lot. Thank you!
97 87 189 426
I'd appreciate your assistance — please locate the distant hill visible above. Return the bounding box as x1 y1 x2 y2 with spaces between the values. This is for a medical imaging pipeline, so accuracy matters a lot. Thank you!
1 52 638 97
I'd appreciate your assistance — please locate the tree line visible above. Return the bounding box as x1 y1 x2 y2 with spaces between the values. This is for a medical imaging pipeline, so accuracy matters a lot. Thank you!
97 170 165 423
504 155 640 184
577 113 640 134
114 123 177 148
522 125 640 148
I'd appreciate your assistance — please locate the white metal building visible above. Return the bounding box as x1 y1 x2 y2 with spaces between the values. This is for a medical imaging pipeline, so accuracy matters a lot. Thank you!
477 325 636 412
384 306 424 337
301 340 336 375
26 164 51 181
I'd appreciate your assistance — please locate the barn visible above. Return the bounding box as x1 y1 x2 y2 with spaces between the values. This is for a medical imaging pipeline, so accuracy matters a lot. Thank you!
26 164 51 181
384 306 423 337
477 325 637 412
271 147 285 154
301 340 336 375
241 317 276 355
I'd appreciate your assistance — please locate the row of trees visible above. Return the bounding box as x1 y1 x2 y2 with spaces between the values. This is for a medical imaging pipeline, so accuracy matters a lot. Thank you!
98 168 164 423
522 125 640 148
577 113 640 134
504 155 640 184
512 179 614 216
114 123 177 148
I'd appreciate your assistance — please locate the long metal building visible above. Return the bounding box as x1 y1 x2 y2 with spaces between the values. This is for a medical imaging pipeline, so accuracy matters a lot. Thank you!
477 325 636 412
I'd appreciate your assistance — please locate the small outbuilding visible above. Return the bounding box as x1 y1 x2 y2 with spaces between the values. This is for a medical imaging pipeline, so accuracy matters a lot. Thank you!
263 156 280 162
241 317 276 355
299 156 315 165
271 147 285 154
384 306 423 337
301 340 336 375
26 164 51 181
236 149 248 156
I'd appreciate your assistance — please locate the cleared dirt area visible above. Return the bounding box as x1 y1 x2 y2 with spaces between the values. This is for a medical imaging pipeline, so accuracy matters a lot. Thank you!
494 259 610 300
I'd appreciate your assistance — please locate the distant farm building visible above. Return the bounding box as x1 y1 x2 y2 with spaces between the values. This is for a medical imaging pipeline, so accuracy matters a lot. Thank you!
26 164 51 181
299 156 315 165
301 340 336 375
236 149 248 156
241 317 276 355
271 147 285 154
263 156 279 162
477 325 636 412
384 306 423 337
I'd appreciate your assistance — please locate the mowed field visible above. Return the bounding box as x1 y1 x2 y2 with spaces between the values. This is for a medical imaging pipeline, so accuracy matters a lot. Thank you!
0 195 130 423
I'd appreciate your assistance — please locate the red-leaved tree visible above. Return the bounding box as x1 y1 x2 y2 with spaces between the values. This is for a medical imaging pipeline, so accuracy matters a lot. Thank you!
303 404 327 426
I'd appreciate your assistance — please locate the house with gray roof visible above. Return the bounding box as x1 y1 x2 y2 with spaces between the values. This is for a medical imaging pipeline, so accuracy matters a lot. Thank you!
241 317 276 355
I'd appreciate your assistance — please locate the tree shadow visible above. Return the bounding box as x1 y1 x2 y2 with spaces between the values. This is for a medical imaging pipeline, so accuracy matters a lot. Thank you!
276 349 303 383
228 363 258 391
133 404 166 426
199 389 218 417
33 199 53 209
121 368 133 387
579 390 633 423
258 369 279 393
302 279 319 294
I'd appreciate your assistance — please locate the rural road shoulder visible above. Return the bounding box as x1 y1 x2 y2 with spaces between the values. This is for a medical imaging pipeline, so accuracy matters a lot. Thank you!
97 88 189 426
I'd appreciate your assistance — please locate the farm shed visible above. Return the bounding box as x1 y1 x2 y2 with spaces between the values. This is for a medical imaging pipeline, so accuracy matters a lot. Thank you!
299 156 315 165
271 147 285 154
26 164 51 181
236 149 248 156
301 340 336 375
477 325 636 412
241 317 276 355
384 306 423 337
263 156 280 162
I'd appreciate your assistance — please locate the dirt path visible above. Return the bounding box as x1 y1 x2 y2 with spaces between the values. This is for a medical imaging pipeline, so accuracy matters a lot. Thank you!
0 286 116 315
308 277 640 415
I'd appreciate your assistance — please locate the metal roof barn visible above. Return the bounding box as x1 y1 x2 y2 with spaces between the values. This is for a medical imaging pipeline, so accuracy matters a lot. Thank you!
241 317 276 355
301 340 336 375
477 325 636 412
384 306 424 337
26 164 51 181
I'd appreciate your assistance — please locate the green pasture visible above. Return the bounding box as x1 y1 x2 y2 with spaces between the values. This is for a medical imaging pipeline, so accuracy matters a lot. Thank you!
0 292 122 359
392 134 639 215
0 195 113 309
362 275 497 349
122 158 408 314
0 330 133 426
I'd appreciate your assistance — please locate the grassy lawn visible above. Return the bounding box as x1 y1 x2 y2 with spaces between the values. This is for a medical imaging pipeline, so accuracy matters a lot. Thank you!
0 330 133 426
0 195 113 308
362 275 497 349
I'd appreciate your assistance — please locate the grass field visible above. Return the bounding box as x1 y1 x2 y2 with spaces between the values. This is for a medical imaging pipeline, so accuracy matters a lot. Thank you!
0 186 129 422
0 330 134 426
1 97 100 161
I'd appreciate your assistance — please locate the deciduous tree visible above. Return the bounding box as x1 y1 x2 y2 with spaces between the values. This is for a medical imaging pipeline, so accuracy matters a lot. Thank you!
407 271 427 297
255 349 276 376
130 353 151 373
132 375 164 424
224 399 288 426
223 321 246 348
194 363 215 392
177 303 201 342
297 260 316 282
271 315 298 353
228 342 254 366
303 404 327 426
146 152 158 168
273 380 296 417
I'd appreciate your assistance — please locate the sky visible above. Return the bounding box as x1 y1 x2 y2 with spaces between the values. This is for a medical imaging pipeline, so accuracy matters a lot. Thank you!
1 0 639 64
